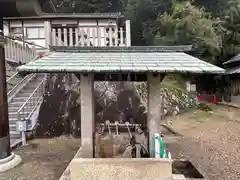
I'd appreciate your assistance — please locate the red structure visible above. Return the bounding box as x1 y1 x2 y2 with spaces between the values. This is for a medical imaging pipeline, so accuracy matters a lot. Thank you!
198 93 217 103
213 95 217 103
197 94 201 101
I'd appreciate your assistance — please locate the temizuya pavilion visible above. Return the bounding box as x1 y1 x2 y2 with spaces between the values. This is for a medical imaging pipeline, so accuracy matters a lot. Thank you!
16 46 225 158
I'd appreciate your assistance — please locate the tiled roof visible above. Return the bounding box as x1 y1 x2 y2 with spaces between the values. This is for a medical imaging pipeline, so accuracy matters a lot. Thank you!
4 12 123 20
225 66 240 74
17 46 225 74
223 54 240 65
49 46 193 52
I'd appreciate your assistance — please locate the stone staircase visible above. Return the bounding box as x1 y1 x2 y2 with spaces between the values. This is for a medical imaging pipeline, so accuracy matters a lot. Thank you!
4 37 44 147
6 62 22 92
6 62 45 147
8 74 45 146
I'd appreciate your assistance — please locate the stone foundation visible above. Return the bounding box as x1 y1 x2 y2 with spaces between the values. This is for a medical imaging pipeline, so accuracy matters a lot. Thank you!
70 158 172 180
59 144 173 180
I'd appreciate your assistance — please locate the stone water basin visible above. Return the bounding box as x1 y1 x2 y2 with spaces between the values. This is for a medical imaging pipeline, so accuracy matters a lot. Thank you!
69 158 172 180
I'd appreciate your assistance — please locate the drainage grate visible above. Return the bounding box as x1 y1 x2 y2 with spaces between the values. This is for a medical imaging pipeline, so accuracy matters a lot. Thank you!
172 160 204 179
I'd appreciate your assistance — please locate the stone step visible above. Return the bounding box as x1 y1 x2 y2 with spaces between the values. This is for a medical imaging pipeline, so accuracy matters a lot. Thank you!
11 97 39 103
8 101 25 108
8 106 33 112
23 84 42 89
9 117 18 122
10 131 21 139
8 112 30 119
20 88 40 93
21 82 44 90
9 124 16 131
15 92 33 98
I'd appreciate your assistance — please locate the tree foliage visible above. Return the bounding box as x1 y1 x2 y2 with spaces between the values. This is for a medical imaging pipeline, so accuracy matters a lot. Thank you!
124 0 172 45
220 0 240 62
72 0 112 13
193 0 228 16
154 1 222 63
39 0 240 93
41 0 240 65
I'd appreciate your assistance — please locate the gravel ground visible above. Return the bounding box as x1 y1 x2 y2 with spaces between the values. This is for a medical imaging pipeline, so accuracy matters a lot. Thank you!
166 104 240 180
0 136 81 180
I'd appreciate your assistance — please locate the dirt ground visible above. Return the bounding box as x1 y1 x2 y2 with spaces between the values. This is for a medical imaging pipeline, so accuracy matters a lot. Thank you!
1 104 240 180
166 104 240 180
0 136 81 180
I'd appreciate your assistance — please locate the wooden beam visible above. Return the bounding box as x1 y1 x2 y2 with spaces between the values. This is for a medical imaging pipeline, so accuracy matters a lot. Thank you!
94 73 147 81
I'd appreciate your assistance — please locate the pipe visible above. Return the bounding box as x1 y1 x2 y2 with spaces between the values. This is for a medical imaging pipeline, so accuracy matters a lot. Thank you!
154 133 160 158
153 133 166 158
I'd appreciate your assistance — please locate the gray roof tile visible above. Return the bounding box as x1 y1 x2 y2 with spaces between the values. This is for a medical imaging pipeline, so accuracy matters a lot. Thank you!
4 12 123 20
17 51 225 74
225 66 240 74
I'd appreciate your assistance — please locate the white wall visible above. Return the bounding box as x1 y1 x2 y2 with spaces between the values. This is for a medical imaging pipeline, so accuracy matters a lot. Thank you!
3 20 46 54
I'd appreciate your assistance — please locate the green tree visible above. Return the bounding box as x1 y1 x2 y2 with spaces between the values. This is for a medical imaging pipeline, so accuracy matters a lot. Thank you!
42 0 125 13
154 1 222 64
220 0 240 62
193 0 228 16
125 0 172 45
73 0 112 13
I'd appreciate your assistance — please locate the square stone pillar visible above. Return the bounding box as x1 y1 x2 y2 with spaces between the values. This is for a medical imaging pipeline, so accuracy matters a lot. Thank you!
147 73 163 157
125 20 131 46
80 73 95 157
44 21 51 49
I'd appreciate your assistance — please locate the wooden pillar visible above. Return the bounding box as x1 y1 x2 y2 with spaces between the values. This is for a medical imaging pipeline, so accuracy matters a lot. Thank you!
147 73 164 157
0 18 11 159
80 73 95 157
125 20 131 46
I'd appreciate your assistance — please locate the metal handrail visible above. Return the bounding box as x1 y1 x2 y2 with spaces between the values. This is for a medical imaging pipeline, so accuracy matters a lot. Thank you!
7 74 35 99
17 77 45 121
7 56 42 103
6 72 18 83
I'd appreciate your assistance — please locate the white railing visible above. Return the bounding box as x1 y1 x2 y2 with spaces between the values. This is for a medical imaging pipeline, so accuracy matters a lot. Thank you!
4 37 36 64
50 26 126 47
52 33 64 46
